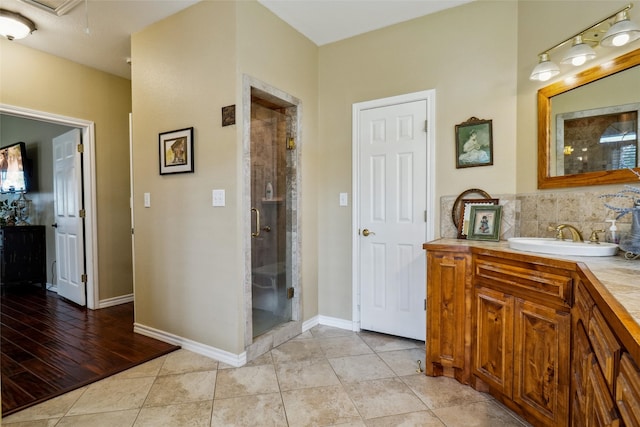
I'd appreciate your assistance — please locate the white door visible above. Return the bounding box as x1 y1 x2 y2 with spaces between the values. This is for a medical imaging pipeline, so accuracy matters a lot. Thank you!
53 129 86 306
358 99 428 340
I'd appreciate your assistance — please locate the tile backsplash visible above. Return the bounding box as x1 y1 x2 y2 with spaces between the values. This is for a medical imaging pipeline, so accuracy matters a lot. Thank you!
440 189 636 242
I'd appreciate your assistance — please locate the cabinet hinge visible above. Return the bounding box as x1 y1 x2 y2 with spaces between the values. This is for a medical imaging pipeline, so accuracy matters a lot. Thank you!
81 274 87 283
79 209 86 218
77 143 84 153
424 299 426 311
287 287 295 299
424 120 428 132
424 210 427 222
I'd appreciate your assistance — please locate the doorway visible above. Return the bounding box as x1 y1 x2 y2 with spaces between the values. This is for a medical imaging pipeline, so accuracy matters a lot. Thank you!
0 104 98 308
243 76 302 349
352 90 436 341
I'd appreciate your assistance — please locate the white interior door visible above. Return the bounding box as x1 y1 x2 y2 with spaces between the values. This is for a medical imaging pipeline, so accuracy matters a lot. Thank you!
53 129 86 306
358 99 428 340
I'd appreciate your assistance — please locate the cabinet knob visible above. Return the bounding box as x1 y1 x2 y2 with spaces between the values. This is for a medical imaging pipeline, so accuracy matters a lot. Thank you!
52 223 58 228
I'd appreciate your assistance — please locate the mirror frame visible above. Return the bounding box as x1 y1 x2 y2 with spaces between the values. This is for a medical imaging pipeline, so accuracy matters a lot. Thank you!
538 47 640 189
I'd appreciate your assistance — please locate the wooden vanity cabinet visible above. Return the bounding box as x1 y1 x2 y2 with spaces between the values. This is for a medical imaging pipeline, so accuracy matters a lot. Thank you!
426 249 472 383
424 241 640 427
473 254 571 427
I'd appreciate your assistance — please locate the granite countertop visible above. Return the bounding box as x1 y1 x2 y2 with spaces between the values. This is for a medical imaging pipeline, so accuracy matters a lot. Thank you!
425 238 640 325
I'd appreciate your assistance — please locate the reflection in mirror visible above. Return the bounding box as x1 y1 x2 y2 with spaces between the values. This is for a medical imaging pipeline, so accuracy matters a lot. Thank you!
556 103 638 175
538 48 640 189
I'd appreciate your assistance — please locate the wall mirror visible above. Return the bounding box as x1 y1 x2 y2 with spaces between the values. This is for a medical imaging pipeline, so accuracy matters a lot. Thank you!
538 48 640 189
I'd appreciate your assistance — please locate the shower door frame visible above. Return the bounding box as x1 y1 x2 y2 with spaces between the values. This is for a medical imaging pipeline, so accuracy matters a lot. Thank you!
242 75 302 350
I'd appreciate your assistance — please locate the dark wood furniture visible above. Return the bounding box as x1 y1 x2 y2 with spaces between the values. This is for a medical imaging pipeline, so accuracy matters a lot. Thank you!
1 225 46 288
424 240 640 427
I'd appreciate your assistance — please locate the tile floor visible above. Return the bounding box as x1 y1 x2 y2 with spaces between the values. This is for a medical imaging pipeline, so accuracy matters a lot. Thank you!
3 325 532 426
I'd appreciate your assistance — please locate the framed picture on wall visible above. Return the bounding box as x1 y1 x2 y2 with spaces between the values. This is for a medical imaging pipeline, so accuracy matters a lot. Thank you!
455 117 493 168
467 205 502 241
159 127 194 175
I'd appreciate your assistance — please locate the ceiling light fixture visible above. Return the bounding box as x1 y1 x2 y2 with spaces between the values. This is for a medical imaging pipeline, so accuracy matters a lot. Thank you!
0 9 36 40
530 3 639 81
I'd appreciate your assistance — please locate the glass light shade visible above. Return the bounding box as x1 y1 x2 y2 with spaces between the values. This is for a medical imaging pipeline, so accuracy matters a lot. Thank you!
601 11 640 47
0 10 36 40
561 35 596 66
530 53 560 81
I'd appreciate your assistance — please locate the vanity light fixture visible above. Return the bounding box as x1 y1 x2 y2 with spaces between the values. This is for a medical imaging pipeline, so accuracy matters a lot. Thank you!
0 9 36 40
601 9 640 47
530 3 639 81
530 53 560 82
561 35 597 66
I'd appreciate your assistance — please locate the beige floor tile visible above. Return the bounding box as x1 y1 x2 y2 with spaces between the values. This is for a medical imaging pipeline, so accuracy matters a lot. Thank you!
328 354 396 383
276 358 341 391
359 331 424 353
110 356 166 380
309 325 355 339
214 364 279 399
55 409 139 427
67 377 155 416
319 335 374 358
1 419 60 427
218 350 274 370
2 387 86 423
211 393 288 426
376 348 426 376
281 384 361 426
158 349 219 375
134 401 212 427
144 370 217 406
401 374 490 409
271 338 325 364
364 410 445 427
344 377 427 420
432 400 528 427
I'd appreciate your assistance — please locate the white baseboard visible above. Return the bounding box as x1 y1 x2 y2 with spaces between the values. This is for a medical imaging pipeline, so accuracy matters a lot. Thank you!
302 315 319 332
99 293 134 308
133 323 247 368
318 315 356 331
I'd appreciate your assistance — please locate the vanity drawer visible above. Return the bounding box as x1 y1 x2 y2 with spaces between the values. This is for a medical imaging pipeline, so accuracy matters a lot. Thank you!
573 281 594 323
474 256 572 308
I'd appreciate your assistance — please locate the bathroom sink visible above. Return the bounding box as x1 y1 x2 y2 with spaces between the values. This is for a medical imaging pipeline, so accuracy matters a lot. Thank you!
507 237 619 257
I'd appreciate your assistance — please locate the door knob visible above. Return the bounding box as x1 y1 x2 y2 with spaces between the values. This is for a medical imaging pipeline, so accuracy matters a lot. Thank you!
362 228 375 236
52 223 58 228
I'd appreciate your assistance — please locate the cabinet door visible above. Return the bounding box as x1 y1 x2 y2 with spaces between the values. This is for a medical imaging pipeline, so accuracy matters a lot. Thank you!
426 251 470 381
589 306 621 394
473 287 513 396
513 298 570 427
571 321 592 426
587 356 621 427
616 353 640 427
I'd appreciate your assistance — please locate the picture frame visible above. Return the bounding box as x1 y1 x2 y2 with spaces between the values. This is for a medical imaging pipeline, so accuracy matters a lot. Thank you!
455 117 493 168
159 127 194 175
457 198 500 239
467 205 502 241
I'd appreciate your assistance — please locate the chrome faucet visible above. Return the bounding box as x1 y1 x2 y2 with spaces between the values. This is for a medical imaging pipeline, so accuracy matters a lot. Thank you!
548 224 584 242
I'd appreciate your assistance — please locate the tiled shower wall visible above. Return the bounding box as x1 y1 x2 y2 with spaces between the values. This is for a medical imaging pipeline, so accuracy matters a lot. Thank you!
440 189 636 241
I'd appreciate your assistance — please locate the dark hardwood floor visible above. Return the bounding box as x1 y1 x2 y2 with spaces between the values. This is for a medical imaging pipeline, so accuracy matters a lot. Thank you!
1 286 180 417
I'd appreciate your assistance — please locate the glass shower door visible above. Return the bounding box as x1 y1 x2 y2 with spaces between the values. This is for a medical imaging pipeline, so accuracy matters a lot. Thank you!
250 98 291 338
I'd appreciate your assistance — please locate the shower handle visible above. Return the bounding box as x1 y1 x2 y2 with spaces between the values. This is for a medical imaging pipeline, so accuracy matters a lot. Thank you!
251 208 260 238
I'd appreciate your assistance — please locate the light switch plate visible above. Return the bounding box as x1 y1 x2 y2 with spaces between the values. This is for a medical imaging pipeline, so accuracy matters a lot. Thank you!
212 189 225 207
339 192 348 206
144 192 151 208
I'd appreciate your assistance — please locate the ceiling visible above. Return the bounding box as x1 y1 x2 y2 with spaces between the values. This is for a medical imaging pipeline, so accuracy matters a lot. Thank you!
1 0 473 80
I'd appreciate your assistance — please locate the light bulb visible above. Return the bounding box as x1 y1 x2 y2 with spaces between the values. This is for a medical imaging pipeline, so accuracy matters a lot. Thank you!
612 33 630 46
572 56 587 66
538 71 553 82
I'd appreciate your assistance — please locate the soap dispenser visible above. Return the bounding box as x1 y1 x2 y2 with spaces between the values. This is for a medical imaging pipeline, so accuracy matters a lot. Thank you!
605 219 619 244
